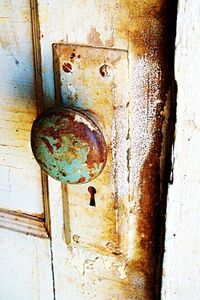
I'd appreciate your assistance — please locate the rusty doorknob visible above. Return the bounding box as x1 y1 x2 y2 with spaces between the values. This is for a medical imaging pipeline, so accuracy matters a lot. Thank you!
31 107 107 184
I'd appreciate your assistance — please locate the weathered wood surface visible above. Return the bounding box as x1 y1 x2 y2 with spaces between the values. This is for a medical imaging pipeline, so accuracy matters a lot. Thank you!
37 0 175 298
0 0 43 215
0 1 53 299
0 228 53 300
161 0 200 299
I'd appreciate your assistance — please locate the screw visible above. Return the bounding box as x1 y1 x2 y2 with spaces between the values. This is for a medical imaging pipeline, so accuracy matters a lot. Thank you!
62 62 72 73
99 64 113 78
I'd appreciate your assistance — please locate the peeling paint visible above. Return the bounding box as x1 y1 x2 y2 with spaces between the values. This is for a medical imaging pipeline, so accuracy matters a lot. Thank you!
87 27 103 47
74 114 96 132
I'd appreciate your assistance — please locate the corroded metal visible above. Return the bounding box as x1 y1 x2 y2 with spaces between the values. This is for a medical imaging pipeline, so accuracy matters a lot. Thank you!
31 107 107 184
53 44 129 256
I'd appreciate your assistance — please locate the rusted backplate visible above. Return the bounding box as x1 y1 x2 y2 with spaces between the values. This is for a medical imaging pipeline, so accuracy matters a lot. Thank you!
31 107 107 184
53 44 129 256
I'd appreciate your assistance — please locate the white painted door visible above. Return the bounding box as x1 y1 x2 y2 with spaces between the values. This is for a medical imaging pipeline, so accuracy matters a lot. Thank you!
35 1 175 299
0 0 176 299
162 0 200 299
0 1 53 299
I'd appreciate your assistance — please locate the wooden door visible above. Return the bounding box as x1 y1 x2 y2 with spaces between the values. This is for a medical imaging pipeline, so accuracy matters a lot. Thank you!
0 1 53 299
162 0 200 298
0 0 176 299
35 1 176 299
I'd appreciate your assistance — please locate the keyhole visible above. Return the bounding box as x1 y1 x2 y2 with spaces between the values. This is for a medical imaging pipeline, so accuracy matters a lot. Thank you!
88 186 96 207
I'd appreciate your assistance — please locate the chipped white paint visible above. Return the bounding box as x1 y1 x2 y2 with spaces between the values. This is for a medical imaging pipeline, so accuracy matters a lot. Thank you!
0 1 53 299
49 178 145 299
0 208 48 238
161 0 200 299
0 228 53 299
0 97 44 214
74 114 96 132
37 0 167 298
0 1 43 214
0 0 174 298
38 0 137 296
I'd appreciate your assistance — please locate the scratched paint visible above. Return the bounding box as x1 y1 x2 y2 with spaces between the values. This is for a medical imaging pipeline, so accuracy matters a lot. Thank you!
31 107 107 184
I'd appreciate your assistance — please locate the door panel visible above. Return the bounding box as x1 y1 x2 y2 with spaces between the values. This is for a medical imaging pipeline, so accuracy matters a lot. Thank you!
0 0 43 215
0 228 53 300
0 1 53 299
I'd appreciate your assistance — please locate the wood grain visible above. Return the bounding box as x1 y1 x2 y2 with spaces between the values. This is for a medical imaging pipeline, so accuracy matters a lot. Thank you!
0 0 43 215
161 0 200 299
0 2 53 299
37 0 175 299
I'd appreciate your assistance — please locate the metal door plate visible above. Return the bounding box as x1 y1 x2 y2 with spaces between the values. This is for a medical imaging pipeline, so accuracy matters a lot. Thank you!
53 44 129 257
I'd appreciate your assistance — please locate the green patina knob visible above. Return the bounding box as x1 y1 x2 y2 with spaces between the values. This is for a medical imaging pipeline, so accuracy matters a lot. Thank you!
31 107 107 184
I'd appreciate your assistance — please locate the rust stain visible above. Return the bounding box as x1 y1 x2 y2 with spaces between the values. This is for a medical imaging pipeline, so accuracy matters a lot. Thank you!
72 234 80 243
41 137 53 154
70 51 76 62
113 0 177 298
52 3 176 292
53 142 61 149
77 176 86 183
115 0 175 63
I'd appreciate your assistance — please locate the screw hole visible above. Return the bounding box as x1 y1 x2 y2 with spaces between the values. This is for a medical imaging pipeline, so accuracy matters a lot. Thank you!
88 186 96 207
